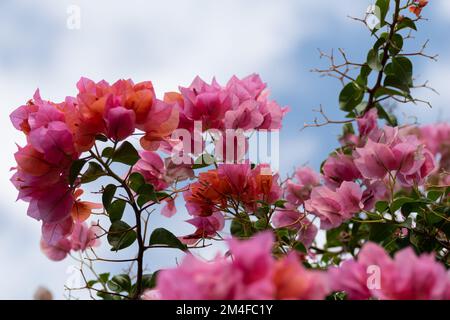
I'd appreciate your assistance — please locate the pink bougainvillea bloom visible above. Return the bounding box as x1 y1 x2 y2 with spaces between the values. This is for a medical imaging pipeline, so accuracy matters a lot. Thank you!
305 181 363 229
132 151 169 191
272 209 304 230
297 220 318 248
41 216 73 246
28 121 77 165
354 139 397 179
273 253 329 300
105 106 136 141
139 100 180 151
160 198 177 218
224 100 264 130
331 242 450 300
284 166 320 207
226 232 276 300
329 260 372 300
357 108 378 137
180 212 225 244
40 237 71 262
70 222 101 251
323 153 361 186
225 74 266 102
156 254 237 300
418 123 450 156
27 183 74 223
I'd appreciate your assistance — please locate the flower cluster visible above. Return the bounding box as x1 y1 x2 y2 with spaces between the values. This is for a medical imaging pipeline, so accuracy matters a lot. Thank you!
166 74 288 162
150 233 450 300
149 232 329 300
181 164 282 243
330 242 450 300
9 78 180 259
280 109 441 231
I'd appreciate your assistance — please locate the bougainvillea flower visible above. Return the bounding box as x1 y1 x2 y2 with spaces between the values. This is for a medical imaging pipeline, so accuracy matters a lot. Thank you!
105 106 136 141
132 151 169 191
305 181 363 229
180 212 225 245
323 153 361 186
41 216 73 246
284 166 320 207
357 108 378 137
330 242 450 300
155 232 330 300
273 253 329 300
40 237 72 261
354 139 398 179
409 0 429 17
70 222 101 251
27 183 74 223
71 189 102 222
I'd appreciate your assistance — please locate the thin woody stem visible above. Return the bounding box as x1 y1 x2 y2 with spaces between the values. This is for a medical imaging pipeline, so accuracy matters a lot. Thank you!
89 150 145 300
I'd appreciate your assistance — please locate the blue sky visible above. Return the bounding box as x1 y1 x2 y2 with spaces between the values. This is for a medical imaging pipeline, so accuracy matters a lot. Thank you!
1 0 449 299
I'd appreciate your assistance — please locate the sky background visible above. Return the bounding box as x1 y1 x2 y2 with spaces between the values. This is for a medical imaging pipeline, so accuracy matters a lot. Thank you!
1 0 449 299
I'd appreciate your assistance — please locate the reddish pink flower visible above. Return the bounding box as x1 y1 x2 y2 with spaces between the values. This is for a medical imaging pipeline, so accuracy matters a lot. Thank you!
105 106 136 141
156 254 237 300
132 151 169 191
70 222 101 251
41 216 73 246
305 181 363 229
354 140 397 179
323 153 361 186
331 242 450 300
357 108 378 137
40 238 71 261
180 212 225 244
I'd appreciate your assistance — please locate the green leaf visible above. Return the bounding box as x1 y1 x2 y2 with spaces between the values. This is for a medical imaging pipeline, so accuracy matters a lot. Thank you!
141 272 159 290
389 33 403 55
101 147 114 158
390 197 415 213
108 199 126 222
69 159 87 186
384 56 413 89
230 216 254 238
274 200 287 208
192 153 215 169
374 86 406 98
376 104 398 126
80 162 105 183
112 141 139 166
293 242 307 254
339 82 364 112
128 172 145 192
98 273 110 284
149 228 187 251
95 134 108 142
107 274 131 293
376 0 390 26
107 221 137 251
102 184 117 209
396 17 417 32
369 223 397 242
367 49 383 71
375 201 389 213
